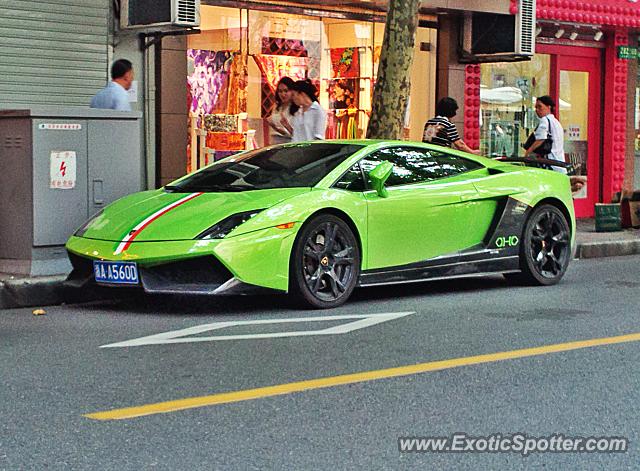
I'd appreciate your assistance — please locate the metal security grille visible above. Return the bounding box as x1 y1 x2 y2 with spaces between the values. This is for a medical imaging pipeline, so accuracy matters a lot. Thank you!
0 0 109 107
517 0 535 55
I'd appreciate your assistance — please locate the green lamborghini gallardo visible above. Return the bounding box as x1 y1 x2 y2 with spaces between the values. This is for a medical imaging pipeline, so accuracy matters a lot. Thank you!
66 140 575 309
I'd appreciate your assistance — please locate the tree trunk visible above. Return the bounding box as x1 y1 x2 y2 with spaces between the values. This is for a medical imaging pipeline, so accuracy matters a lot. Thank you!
366 0 420 139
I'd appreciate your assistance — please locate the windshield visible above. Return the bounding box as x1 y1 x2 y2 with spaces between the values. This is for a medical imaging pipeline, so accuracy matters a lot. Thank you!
166 143 364 193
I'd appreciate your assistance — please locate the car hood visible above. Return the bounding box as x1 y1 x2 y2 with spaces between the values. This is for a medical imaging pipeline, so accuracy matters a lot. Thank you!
82 188 310 242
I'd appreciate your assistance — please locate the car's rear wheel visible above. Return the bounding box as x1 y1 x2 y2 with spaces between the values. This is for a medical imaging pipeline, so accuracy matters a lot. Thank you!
290 214 360 309
507 204 571 286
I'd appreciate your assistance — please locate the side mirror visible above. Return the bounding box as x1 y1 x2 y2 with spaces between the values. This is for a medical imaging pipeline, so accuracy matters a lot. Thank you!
368 160 393 198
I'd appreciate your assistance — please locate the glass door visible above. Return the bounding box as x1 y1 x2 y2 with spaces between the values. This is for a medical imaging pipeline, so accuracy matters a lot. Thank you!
542 45 601 218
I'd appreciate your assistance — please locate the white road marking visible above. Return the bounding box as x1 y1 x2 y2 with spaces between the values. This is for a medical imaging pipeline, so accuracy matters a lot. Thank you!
99 312 415 348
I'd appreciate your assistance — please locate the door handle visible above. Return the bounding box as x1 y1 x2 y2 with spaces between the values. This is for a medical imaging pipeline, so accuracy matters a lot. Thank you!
93 179 104 205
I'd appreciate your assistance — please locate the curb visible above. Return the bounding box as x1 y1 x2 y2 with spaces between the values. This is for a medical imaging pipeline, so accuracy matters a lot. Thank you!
0 276 112 310
576 239 640 259
0 276 67 310
2 240 640 310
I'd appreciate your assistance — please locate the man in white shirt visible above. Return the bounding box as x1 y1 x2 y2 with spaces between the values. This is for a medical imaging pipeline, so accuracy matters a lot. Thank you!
524 95 566 173
90 59 134 111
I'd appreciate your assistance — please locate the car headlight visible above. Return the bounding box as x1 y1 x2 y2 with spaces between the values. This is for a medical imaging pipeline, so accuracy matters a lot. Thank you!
196 209 264 240
74 209 104 237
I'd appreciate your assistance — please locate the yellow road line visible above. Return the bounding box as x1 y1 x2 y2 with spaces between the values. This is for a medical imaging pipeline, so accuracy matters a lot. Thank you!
85 331 640 421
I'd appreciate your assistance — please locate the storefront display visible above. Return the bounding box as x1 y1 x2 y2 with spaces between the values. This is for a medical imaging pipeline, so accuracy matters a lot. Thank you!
184 5 434 172
252 55 308 92
324 45 375 139
479 55 550 159
187 49 234 116
462 1 640 219
488 121 519 158
480 54 591 194
559 69 590 200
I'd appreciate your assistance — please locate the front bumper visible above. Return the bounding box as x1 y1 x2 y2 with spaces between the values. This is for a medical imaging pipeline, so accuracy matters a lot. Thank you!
65 226 297 294
67 252 274 296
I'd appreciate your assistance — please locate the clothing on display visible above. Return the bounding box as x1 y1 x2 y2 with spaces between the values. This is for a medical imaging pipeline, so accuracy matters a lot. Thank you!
228 54 248 115
204 114 237 132
330 47 359 78
329 108 362 139
327 78 359 110
253 55 309 93
205 132 245 151
187 49 234 115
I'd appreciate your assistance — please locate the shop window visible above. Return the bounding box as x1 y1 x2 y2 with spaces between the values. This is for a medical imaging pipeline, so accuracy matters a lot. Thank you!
186 6 435 174
480 55 550 158
187 6 248 173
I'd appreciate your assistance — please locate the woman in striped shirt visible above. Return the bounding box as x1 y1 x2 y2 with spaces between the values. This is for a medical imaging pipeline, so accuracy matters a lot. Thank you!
422 97 480 155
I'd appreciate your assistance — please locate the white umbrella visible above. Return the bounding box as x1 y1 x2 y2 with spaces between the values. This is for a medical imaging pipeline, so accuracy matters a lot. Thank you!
481 86 571 110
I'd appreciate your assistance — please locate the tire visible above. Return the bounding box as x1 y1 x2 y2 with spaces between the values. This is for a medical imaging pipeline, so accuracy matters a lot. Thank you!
290 214 361 309
509 204 571 286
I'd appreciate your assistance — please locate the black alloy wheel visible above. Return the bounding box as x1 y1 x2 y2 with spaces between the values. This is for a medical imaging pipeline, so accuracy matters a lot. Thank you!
513 204 571 286
290 214 360 309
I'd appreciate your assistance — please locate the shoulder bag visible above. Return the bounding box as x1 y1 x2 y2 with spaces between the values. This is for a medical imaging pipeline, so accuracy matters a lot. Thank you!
523 116 553 156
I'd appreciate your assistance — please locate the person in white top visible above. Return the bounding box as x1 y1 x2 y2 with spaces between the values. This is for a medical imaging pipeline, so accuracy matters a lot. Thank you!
282 79 327 142
266 77 298 145
524 95 566 174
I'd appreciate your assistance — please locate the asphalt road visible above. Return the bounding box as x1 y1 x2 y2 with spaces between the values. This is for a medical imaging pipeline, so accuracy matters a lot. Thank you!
2 255 640 470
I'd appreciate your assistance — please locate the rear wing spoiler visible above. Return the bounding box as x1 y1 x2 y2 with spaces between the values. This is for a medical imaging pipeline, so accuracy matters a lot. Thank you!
493 157 575 175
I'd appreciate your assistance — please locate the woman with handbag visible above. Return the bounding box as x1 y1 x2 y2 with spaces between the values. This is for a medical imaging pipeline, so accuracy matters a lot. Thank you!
524 95 566 173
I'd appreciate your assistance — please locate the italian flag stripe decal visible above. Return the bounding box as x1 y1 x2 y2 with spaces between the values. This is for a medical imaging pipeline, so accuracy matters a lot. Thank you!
114 192 203 255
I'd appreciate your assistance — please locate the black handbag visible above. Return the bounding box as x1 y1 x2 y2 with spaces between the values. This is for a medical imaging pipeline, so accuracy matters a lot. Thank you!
523 117 553 156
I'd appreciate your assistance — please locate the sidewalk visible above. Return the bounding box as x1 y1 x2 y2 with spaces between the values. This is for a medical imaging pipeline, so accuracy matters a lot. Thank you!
575 218 640 258
2 219 639 310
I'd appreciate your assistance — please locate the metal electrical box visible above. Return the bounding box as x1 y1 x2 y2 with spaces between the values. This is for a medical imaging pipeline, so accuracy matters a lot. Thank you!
0 107 143 275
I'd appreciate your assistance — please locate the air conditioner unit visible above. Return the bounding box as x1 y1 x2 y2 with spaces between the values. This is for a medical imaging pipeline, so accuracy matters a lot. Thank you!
460 0 536 63
120 0 200 29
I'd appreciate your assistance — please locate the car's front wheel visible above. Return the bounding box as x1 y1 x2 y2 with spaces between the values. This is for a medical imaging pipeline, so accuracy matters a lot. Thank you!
290 214 360 309
508 204 571 286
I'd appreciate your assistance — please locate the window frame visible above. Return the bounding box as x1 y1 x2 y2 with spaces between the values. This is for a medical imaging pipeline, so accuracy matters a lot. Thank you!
330 145 486 192
361 146 485 189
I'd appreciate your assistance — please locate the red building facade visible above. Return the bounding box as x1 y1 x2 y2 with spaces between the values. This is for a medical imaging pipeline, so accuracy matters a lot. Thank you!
464 0 640 218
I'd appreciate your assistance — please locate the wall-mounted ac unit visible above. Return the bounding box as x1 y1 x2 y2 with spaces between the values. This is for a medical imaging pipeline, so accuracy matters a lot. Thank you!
460 0 536 63
120 0 200 29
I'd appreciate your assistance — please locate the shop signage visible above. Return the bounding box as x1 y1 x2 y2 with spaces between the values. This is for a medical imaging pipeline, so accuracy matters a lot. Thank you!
49 151 77 190
617 46 638 60
567 124 581 140
39 123 82 130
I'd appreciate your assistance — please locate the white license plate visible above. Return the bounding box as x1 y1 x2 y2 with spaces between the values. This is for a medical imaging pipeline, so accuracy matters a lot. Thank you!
93 261 139 285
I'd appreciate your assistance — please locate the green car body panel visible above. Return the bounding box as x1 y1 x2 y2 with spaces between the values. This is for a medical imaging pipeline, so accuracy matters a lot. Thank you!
66 140 575 299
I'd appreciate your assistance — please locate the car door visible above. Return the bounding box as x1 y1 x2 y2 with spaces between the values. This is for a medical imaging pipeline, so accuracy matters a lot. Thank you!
361 146 489 270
